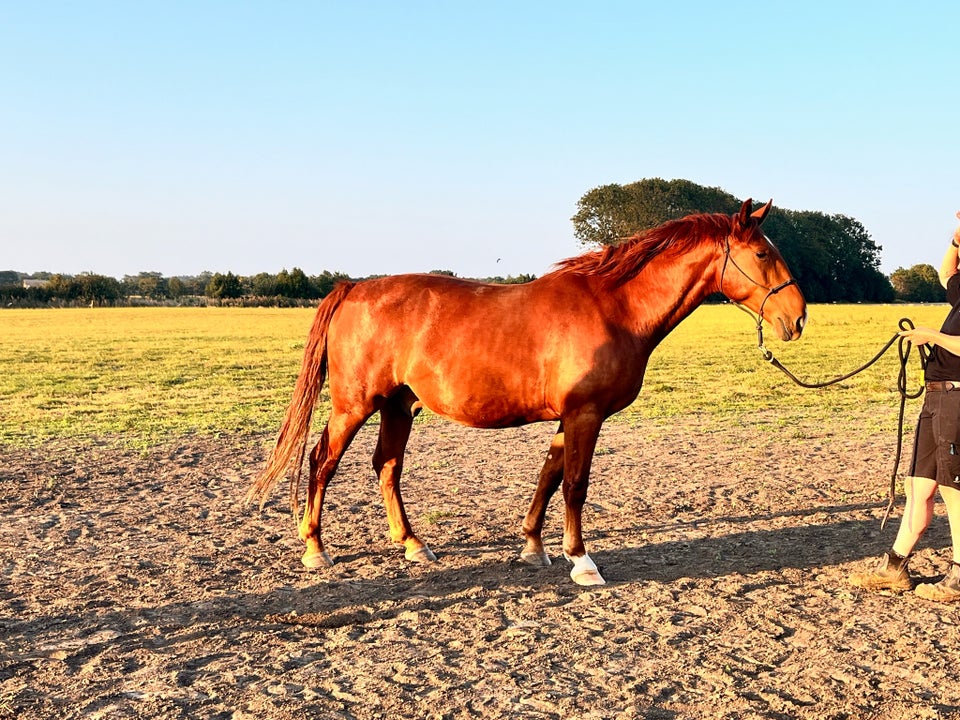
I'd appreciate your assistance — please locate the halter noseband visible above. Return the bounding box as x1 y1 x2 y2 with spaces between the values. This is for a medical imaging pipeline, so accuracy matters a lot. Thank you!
720 234 797 359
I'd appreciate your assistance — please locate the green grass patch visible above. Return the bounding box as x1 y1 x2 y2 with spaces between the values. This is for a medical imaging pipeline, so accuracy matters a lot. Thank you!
0 307 315 446
624 303 943 437
0 303 946 448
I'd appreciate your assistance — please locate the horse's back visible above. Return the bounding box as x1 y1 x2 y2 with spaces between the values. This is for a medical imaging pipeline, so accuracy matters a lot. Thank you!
333 271 562 328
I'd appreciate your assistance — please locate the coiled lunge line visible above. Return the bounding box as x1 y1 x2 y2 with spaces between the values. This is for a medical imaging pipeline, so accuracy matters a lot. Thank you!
743 309 928 529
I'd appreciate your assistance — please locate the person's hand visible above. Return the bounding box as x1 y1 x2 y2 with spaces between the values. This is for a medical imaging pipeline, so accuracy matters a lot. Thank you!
900 326 940 345
956 209 960 221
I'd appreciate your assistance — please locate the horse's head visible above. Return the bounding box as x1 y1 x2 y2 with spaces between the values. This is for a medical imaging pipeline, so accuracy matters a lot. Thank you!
720 199 807 341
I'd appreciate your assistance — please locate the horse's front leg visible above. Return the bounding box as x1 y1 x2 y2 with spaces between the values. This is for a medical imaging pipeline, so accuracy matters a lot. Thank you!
560 412 605 586
520 426 564 566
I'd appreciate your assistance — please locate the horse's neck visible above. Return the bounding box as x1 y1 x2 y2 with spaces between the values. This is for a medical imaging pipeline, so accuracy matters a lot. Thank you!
614 250 719 341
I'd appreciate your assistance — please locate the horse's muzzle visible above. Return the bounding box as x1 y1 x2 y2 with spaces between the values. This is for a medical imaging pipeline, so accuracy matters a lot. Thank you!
776 313 806 341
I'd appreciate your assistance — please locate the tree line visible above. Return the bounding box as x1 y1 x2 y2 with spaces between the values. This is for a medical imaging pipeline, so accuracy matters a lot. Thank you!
0 268 537 307
1 178 947 306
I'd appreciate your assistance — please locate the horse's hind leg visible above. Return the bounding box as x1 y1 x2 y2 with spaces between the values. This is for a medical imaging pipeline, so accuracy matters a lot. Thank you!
374 391 436 563
520 425 565 567
299 409 368 568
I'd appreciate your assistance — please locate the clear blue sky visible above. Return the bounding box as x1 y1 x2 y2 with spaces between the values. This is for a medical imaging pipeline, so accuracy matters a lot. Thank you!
2 1 958 280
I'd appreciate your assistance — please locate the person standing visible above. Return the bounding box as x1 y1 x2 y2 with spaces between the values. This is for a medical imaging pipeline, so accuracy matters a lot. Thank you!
849 211 960 602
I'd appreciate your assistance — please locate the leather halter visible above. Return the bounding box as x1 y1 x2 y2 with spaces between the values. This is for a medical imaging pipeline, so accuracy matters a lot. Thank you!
719 234 797 359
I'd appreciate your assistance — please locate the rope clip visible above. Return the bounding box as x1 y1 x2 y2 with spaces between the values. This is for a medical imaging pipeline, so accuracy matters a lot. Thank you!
756 324 774 361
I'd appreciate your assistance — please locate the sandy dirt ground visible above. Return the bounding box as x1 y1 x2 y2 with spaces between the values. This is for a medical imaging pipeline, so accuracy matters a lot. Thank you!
3 416 960 719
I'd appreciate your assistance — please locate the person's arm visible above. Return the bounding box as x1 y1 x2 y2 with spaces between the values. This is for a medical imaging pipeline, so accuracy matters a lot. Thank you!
938 210 960 288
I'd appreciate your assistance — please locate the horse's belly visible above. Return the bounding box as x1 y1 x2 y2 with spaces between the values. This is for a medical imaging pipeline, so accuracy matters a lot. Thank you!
410 376 558 429
426 400 558 429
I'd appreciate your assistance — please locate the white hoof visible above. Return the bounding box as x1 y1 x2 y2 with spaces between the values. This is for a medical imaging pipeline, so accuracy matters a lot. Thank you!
571 568 606 586
405 545 437 563
520 550 552 567
302 549 335 568
564 552 606 586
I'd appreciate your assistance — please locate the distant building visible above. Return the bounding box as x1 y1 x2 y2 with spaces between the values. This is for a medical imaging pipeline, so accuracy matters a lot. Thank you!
22 278 49 289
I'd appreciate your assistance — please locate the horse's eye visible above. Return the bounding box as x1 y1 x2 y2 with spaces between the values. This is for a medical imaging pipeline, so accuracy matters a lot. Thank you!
755 251 769 260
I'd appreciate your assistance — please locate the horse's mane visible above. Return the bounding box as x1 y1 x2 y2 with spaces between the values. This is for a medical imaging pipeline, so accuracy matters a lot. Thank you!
549 212 732 289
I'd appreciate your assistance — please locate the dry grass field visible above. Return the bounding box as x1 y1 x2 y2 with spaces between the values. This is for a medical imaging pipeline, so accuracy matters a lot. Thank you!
0 303 948 444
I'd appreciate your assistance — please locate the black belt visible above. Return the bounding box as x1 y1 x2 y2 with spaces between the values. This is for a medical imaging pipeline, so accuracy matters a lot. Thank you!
926 381 960 392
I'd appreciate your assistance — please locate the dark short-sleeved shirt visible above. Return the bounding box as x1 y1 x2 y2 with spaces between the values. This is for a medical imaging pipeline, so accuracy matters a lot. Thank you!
925 272 960 381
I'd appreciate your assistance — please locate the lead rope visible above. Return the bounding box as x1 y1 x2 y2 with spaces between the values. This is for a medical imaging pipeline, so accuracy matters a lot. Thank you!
742 309 927 529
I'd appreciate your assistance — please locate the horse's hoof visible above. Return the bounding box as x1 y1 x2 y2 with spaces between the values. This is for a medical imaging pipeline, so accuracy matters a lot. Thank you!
564 552 606 586
571 568 606 586
520 550 552 567
302 549 335 568
405 546 437 563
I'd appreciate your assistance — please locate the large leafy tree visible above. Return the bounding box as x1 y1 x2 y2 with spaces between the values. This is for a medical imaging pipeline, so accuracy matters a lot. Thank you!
890 264 945 302
313 270 352 297
571 178 894 303
121 271 168 299
46 273 122 304
205 271 243 299
571 178 740 245
273 268 304 298
249 272 277 297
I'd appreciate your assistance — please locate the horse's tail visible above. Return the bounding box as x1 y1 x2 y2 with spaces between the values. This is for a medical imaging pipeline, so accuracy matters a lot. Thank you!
245 280 356 511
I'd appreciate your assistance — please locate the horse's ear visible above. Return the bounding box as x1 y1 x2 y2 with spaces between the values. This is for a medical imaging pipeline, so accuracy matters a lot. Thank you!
750 199 773 225
737 199 754 227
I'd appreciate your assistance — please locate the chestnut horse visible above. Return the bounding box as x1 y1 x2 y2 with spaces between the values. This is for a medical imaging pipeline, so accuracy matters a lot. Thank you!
247 199 807 585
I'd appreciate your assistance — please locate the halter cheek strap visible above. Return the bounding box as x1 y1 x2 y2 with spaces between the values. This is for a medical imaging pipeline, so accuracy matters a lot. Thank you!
754 278 797 359
719 235 798 359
